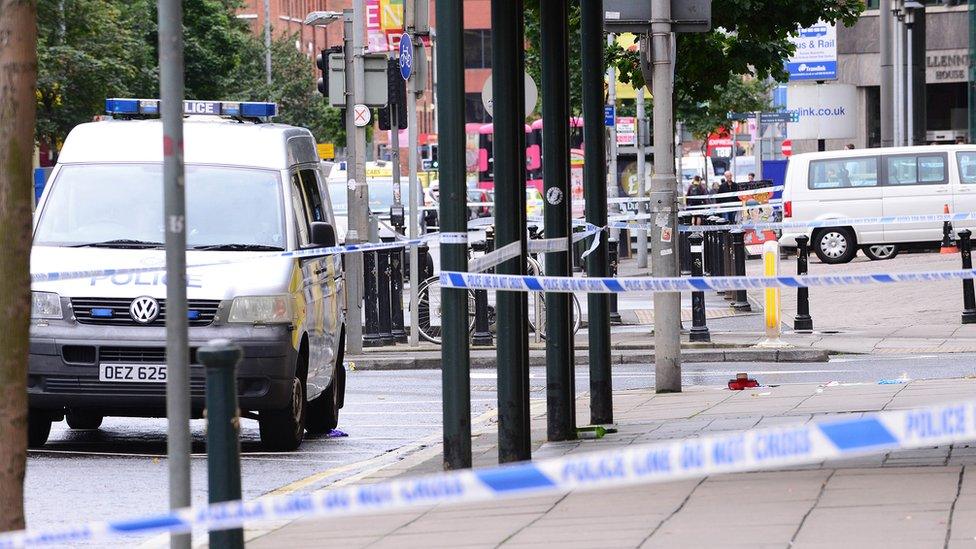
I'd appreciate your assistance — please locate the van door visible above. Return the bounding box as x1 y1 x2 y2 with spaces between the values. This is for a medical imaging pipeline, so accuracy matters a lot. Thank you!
952 151 976 234
804 155 883 244
882 152 950 244
289 170 334 397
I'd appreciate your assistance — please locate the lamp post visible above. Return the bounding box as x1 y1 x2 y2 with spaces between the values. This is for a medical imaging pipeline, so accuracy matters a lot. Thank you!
891 1 904 146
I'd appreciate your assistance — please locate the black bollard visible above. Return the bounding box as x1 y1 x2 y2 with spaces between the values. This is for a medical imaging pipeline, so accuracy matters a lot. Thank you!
363 251 383 347
794 235 814 332
472 230 494 346
712 219 728 297
959 230 976 324
721 226 734 302
688 233 710 342
730 230 752 311
679 230 692 275
390 247 407 343
200 339 245 549
376 247 394 345
609 238 621 324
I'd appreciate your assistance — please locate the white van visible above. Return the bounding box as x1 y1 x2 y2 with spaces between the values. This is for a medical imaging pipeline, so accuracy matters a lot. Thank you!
28 99 345 451
780 145 976 264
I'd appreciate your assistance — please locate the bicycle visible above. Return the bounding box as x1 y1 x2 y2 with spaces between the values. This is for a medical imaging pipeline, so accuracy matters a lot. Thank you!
415 255 583 345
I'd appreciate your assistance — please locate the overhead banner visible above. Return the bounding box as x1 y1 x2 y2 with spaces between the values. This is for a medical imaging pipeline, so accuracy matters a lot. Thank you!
786 83 857 140
366 0 404 52
786 21 837 81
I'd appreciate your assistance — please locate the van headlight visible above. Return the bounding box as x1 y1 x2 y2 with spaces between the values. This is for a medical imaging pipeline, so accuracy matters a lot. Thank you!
31 292 63 319
228 296 294 324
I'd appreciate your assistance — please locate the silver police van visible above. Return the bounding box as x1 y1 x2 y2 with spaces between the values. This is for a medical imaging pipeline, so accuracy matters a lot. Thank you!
28 99 345 451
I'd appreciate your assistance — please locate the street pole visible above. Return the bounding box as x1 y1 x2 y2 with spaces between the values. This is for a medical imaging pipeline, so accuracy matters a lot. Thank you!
491 0 531 462
406 0 421 348
264 0 271 85
158 1 190 547
636 84 648 269
607 34 619 243
435 0 472 469
580 0 613 427
893 10 902 146
541 0 576 442
907 19 913 146
344 9 368 355
391 111 401 204
649 0 681 393
880 0 894 147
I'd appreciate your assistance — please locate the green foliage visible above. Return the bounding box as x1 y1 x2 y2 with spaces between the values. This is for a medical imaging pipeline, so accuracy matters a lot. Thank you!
235 34 345 146
35 0 341 156
680 78 774 140
524 0 583 117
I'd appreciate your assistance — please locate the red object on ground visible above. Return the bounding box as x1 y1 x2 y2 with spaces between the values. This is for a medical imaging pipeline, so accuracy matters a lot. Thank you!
728 373 760 390
781 139 792 157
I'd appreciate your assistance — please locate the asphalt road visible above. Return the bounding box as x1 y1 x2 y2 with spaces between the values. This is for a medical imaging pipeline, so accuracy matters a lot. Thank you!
23 353 976 546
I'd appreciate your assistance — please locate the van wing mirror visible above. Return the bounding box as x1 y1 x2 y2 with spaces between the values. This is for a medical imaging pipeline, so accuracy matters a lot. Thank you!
310 222 337 248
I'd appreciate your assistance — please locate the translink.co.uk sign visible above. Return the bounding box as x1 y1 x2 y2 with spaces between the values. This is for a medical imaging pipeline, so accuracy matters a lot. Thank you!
785 21 837 81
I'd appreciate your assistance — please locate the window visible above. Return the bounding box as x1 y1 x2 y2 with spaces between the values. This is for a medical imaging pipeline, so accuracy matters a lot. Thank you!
885 154 947 185
290 173 311 246
299 169 325 222
959 152 976 184
463 29 491 69
808 157 878 189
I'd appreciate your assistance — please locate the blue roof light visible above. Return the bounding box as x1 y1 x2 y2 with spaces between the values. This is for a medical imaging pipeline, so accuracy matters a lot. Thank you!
105 98 276 119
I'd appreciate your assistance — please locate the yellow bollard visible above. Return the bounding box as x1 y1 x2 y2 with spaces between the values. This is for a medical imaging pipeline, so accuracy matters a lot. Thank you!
756 240 789 348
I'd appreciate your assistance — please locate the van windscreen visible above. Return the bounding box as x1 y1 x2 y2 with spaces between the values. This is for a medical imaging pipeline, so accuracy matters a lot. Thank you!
34 164 285 249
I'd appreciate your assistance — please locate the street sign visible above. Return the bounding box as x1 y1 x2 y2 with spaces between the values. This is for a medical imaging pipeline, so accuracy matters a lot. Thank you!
781 139 793 157
786 21 837 81
604 105 615 126
399 33 413 80
727 112 755 121
482 72 538 118
786 83 857 140
759 111 799 124
353 104 371 127
317 142 335 159
603 0 711 33
616 116 636 146
327 53 390 108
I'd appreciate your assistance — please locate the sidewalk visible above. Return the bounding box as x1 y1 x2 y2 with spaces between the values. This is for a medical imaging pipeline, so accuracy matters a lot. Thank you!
250 378 976 548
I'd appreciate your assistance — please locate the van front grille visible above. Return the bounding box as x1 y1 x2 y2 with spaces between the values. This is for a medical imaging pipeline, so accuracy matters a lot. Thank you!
70 298 220 327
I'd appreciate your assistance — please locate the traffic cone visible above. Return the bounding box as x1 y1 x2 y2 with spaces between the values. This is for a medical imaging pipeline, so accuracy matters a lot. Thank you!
941 204 959 254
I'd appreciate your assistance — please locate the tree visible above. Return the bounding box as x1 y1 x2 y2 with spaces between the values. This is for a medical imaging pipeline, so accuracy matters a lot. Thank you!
235 33 346 146
524 0 583 118
35 0 148 159
0 0 37 533
681 78 774 141
606 0 864 130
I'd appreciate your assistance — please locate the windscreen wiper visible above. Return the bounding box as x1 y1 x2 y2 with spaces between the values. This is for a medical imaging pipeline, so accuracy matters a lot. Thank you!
190 243 284 251
70 239 164 249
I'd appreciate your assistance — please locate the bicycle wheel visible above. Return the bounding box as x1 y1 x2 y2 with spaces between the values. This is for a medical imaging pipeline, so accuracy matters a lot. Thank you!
416 276 476 344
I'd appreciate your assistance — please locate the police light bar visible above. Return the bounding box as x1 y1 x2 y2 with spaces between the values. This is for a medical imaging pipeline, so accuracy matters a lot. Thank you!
105 98 277 118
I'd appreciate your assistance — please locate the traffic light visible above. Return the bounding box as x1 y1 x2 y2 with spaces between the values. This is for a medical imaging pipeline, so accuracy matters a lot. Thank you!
378 57 407 131
316 46 343 98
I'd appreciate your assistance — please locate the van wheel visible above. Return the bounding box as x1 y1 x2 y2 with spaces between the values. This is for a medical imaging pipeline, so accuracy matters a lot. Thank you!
813 229 857 264
66 413 103 430
259 374 307 451
28 410 52 448
863 244 899 261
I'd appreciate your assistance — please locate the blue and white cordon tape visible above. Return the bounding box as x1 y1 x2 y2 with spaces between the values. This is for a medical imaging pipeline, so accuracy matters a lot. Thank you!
1 398 973 547
439 269 976 294
672 211 976 233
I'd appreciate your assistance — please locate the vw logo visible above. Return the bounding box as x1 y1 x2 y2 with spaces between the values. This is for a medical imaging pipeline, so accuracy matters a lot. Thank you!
129 296 160 324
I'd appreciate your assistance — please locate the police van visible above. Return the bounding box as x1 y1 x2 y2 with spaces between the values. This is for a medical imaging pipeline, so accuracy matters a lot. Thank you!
28 99 346 451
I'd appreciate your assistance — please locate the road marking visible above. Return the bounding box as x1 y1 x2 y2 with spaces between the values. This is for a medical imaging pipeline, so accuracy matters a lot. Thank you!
831 355 938 363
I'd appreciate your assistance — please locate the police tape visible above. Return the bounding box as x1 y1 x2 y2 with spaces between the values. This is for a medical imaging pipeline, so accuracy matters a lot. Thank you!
677 203 783 217
675 211 976 233
29 237 435 285
2 397 973 548
438 268 976 293
682 198 783 211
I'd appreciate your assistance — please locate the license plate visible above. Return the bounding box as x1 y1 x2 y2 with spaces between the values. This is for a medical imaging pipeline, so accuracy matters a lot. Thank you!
99 364 167 383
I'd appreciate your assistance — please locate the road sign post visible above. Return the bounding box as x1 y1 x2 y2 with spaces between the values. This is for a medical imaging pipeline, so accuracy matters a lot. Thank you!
581 0 613 427
541 0 576 442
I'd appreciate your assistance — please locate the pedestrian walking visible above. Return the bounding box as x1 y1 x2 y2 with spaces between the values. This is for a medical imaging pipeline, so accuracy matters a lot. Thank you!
686 175 708 225
717 170 739 223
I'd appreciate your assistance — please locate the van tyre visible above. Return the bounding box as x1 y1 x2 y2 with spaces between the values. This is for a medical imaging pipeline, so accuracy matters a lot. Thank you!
28 411 52 448
813 228 857 264
863 244 899 261
259 375 307 451
66 413 103 430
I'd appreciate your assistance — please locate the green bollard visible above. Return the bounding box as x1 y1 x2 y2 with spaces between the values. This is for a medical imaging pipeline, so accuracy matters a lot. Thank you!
201 339 244 549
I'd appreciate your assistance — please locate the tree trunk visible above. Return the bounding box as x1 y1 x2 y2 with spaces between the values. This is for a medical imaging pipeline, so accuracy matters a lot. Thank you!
0 0 37 533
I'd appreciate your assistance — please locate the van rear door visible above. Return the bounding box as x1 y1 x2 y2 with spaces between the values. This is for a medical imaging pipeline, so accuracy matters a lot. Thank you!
952 151 976 234
881 152 950 244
